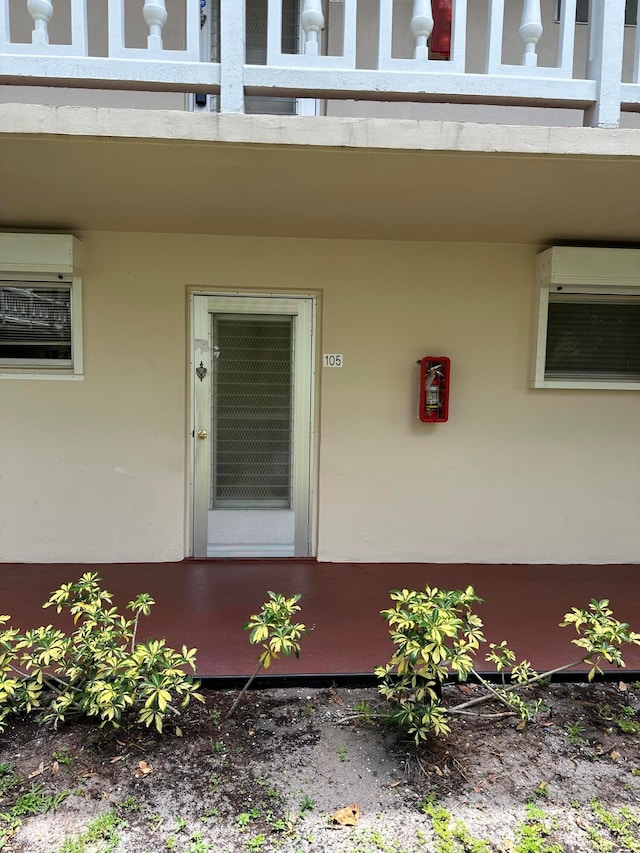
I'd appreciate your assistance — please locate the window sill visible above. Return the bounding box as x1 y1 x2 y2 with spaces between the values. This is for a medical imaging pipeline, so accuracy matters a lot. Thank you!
531 378 640 390
0 372 84 381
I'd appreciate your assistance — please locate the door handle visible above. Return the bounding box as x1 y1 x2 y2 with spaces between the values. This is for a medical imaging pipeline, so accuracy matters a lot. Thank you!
197 430 208 440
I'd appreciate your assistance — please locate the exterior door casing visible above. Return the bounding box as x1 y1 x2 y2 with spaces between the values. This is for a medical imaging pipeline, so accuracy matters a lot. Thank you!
190 293 315 558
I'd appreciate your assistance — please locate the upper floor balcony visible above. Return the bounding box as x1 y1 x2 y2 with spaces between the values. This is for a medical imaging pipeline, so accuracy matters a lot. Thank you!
1 0 639 129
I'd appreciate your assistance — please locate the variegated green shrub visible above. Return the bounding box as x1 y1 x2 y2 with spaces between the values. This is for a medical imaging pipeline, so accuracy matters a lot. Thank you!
226 591 307 719
0 572 203 733
376 587 640 744
375 585 485 741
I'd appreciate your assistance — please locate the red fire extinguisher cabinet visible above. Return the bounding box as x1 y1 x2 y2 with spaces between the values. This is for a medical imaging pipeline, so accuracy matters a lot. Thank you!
418 356 450 423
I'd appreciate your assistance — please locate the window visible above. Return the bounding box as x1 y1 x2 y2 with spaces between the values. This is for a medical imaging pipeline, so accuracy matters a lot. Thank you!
0 234 83 379
556 0 638 26
532 247 640 389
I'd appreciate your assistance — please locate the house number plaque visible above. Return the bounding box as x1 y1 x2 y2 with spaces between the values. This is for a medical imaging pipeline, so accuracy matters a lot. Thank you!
323 354 343 367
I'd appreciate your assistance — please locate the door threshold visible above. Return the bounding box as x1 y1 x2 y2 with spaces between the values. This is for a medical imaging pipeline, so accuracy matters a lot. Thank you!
186 556 318 563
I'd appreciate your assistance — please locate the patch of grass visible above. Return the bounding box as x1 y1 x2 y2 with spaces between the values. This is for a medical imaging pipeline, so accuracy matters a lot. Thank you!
565 720 587 747
615 706 640 735
356 827 411 852
59 809 124 853
587 827 615 853
147 813 163 832
52 748 75 766
246 834 266 851
354 700 374 723
11 783 69 817
418 790 438 811
119 795 140 813
597 704 615 722
337 746 348 762
299 794 315 813
590 801 640 852
0 763 20 796
525 782 549 802
0 813 21 848
200 807 219 821
422 799 491 853
236 808 260 829
255 777 279 800
182 833 213 853
265 813 288 831
513 803 562 853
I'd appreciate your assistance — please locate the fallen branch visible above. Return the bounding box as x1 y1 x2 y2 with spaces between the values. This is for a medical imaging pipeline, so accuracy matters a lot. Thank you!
447 709 515 719
449 657 587 714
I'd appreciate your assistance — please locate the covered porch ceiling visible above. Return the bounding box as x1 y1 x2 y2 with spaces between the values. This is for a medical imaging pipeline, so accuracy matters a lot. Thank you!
1 105 639 245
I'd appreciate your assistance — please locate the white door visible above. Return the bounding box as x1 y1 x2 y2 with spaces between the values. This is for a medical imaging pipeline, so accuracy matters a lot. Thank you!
192 294 315 557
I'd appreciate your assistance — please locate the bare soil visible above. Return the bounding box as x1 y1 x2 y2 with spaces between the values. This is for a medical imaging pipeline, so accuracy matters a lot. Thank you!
1 680 639 852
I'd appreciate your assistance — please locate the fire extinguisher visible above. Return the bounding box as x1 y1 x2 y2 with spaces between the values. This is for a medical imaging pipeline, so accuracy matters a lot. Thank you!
418 356 450 422
425 364 442 419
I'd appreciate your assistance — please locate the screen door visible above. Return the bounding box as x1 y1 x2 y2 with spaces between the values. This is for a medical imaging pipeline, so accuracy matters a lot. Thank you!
192 295 314 557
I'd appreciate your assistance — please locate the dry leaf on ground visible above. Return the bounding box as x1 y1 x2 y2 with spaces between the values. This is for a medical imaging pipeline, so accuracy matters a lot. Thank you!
134 760 153 778
331 804 361 826
27 762 45 779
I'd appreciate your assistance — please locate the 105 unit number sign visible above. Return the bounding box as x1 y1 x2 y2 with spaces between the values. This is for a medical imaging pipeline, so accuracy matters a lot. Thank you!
323 354 343 367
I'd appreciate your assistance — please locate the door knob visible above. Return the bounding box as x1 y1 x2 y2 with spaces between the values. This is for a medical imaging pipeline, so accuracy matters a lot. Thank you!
197 430 208 439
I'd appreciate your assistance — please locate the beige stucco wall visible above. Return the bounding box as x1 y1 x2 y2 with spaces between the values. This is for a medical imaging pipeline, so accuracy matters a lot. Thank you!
1 232 639 564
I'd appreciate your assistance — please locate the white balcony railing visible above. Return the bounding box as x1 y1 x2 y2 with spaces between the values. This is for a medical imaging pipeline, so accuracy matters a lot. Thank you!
0 1 639 128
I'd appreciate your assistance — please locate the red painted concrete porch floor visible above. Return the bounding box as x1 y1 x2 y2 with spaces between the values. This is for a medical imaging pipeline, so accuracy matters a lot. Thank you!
1 561 639 679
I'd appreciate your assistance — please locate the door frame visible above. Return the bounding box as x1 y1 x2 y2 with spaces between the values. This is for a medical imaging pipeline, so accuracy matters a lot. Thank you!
187 290 317 558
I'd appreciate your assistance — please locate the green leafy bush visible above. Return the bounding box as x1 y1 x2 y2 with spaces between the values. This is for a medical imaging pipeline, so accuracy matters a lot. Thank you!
226 591 306 719
244 591 306 671
375 585 485 739
0 572 203 732
376 587 640 744
561 598 640 680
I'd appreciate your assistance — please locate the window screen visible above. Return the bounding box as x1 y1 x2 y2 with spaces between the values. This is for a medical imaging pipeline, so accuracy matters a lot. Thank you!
209 0 300 115
246 0 300 114
0 284 72 364
211 314 293 508
545 296 640 379
557 0 638 25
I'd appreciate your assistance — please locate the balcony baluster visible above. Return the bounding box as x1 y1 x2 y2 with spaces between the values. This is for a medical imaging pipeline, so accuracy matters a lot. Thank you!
519 0 543 68
300 0 324 57
143 0 168 53
411 0 434 62
26 0 53 46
